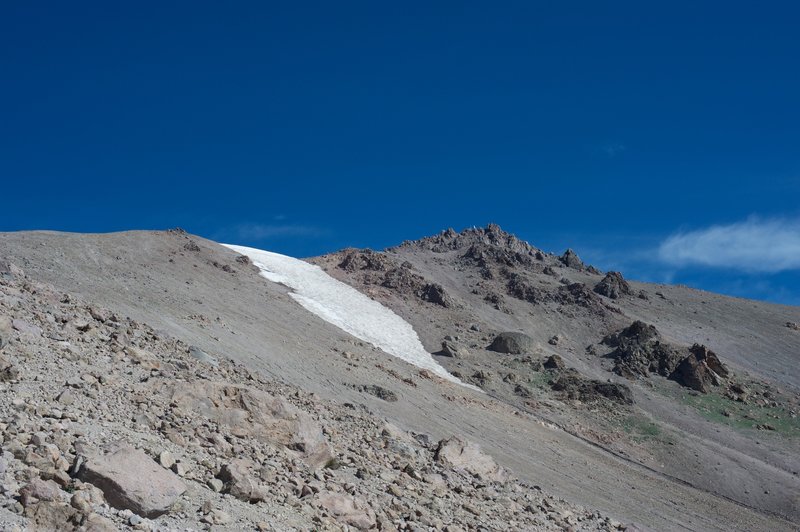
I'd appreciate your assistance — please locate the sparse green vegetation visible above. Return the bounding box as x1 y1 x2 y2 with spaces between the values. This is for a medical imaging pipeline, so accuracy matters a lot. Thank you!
621 415 663 442
680 390 800 437
528 370 555 389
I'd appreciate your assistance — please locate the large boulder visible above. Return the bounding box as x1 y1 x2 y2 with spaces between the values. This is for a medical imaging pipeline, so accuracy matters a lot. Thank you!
669 344 729 393
593 271 633 299
434 437 508 483
76 445 186 518
488 332 536 354
169 381 332 468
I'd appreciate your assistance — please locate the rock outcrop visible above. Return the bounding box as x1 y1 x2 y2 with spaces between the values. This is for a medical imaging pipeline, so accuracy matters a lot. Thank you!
670 344 730 392
559 249 585 270
604 322 730 393
594 271 633 299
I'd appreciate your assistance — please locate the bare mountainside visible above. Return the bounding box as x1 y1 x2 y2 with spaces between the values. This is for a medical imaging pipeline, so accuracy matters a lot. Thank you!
1 227 798 531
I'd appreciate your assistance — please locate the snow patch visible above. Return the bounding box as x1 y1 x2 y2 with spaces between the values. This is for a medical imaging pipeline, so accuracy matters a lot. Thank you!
223 244 473 389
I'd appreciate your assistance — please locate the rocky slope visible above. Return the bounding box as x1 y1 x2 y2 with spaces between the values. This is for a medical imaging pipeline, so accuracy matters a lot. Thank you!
1 227 798 531
0 255 612 531
312 224 800 524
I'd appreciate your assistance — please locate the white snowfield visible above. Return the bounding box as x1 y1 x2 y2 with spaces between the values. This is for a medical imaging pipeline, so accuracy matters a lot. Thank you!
223 244 475 389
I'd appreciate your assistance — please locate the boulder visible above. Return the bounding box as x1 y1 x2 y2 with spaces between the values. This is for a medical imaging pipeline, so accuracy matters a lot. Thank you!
76 445 186 518
543 354 565 370
19 478 62 507
669 344 729 393
434 437 508 483
315 492 376 530
217 459 267 503
24 501 79 531
188 345 218 366
419 283 452 307
593 272 633 299
488 332 536 354
439 340 468 358
169 381 332 468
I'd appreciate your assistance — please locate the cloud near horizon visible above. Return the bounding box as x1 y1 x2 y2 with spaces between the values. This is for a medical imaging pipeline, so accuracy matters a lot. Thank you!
658 217 800 273
217 223 328 243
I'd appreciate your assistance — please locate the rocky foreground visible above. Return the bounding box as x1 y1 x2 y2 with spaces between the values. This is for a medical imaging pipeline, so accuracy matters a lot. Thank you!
0 260 623 530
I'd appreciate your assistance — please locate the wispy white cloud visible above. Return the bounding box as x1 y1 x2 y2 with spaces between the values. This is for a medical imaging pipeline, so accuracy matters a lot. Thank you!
658 217 800 273
215 223 328 242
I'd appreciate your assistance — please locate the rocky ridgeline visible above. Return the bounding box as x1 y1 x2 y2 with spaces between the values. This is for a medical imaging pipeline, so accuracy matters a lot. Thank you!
333 249 453 308
0 262 621 531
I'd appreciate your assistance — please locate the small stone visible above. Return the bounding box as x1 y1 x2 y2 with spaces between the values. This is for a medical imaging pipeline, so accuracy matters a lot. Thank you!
158 451 175 469
56 390 75 405
207 478 224 492
172 461 188 477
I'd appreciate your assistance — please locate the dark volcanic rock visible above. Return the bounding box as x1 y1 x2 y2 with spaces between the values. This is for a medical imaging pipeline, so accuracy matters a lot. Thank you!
559 249 584 270
543 354 565 370
488 332 536 354
336 249 453 307
356 384 398 402
593 272 633 299
550 371 633 405
669 344 729 393
604 323 731 393
419 283 452 307
337 249 391 272
555 283 604 309
400 223 541 258
603 321 684 379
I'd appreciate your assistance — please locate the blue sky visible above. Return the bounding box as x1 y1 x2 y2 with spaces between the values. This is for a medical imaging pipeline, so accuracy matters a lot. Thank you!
1 2 799 305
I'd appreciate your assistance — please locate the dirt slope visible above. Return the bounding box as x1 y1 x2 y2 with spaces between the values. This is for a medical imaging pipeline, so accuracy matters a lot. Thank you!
1 228 798 531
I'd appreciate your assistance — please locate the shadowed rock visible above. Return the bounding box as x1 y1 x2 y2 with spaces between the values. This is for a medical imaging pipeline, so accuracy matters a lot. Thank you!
559 249 585 270
488 332 536 354
670 344 729 393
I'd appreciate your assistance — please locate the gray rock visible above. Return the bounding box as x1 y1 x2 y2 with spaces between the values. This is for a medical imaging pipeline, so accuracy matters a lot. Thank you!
217 460 267 503
434 437 508 483
593 272 633 299
188 345 218 366
76 445 186 518
488 332 536 354
439 340 468 358
559 249 584 270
